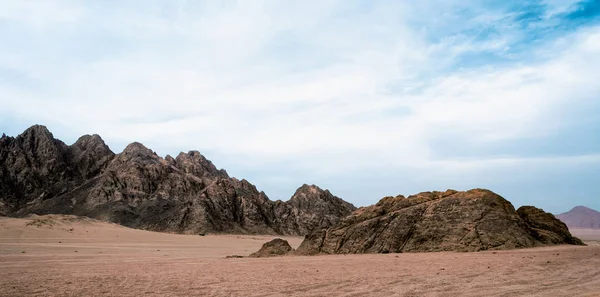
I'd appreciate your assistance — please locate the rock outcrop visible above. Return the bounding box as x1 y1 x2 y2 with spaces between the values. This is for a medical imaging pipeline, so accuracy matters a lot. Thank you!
248 238 294 257
297 189 584 254
518 206 584 245
0 125 356 235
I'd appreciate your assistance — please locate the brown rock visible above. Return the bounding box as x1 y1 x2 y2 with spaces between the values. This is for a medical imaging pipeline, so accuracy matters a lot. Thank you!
271 184 356 235
517 206 585 245
297 189 584 255
68 134 115 180
225 255 244 259
1 125 354 236
174 151 229 179
0 125 114 212
249 238 294 257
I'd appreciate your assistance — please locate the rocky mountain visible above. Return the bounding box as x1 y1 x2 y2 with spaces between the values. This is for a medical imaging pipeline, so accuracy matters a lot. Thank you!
0 125 356 235
271 184 357 236
297 189 584 254
556 206 600 229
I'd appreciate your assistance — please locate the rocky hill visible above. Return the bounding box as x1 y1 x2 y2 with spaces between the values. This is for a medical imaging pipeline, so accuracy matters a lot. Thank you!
556 206 600 229
297 189 584 254
0 125 356 235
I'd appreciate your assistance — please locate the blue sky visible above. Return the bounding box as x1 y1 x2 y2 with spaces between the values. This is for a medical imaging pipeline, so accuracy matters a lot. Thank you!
1 0 599 213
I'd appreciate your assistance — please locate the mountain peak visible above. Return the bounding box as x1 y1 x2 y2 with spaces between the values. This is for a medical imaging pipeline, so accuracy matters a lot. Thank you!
122 142 153 154
174 150 228 178
289 184 356 211
557 205 600 229
117 142 159 164
570 205 597 212
294 184 324 195
72 134 109 150
20 124 54 140
11 124 68 155
176 150 209 161
24 124 51 133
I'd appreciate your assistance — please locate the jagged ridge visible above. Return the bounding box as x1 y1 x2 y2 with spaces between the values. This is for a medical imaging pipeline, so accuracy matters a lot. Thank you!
0 125 356 235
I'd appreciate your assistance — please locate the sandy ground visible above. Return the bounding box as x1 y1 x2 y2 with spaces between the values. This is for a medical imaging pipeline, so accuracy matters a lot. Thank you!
570 228 600 245
1 215 600 297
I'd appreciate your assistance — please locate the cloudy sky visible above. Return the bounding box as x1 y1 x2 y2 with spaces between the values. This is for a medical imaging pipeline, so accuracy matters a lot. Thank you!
1 0 599 213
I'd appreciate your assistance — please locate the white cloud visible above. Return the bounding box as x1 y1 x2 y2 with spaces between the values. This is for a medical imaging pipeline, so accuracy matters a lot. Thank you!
1 1 599 207
542 0 584 17
0 0 84 29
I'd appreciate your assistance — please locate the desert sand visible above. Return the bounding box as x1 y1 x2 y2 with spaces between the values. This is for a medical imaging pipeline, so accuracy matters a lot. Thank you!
1 215 600 297
570 228 600 245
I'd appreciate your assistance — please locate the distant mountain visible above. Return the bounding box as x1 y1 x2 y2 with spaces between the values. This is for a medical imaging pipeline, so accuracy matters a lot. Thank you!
0 125 356 235
556 206 600 229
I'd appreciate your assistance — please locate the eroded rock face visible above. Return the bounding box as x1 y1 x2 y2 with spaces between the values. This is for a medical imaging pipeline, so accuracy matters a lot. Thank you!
248 238 294 257
68 134 116 180
0 125 355 235
297 189 584 254
271 184 357 235
517 206 585 245
0 125 114 212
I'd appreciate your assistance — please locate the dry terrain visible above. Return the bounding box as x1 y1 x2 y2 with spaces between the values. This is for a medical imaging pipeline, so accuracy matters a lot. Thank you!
1 215 600 297
570 228 600 245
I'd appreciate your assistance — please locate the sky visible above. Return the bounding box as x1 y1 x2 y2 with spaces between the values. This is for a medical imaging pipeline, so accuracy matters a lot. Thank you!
1 0 599 213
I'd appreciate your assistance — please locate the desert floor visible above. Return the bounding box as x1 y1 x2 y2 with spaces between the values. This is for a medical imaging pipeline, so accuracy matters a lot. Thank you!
1 215 600 297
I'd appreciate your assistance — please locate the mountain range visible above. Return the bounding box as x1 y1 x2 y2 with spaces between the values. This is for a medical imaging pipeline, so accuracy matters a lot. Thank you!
0 125 586 251
0 125 355 235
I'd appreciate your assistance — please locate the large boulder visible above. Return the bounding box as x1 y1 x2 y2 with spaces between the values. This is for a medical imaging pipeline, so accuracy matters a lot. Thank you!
517 206 584 245
249 238 294 257
297 189 584 254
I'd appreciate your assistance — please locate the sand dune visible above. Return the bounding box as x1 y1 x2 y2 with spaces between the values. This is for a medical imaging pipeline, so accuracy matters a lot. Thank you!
1 215 600 297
